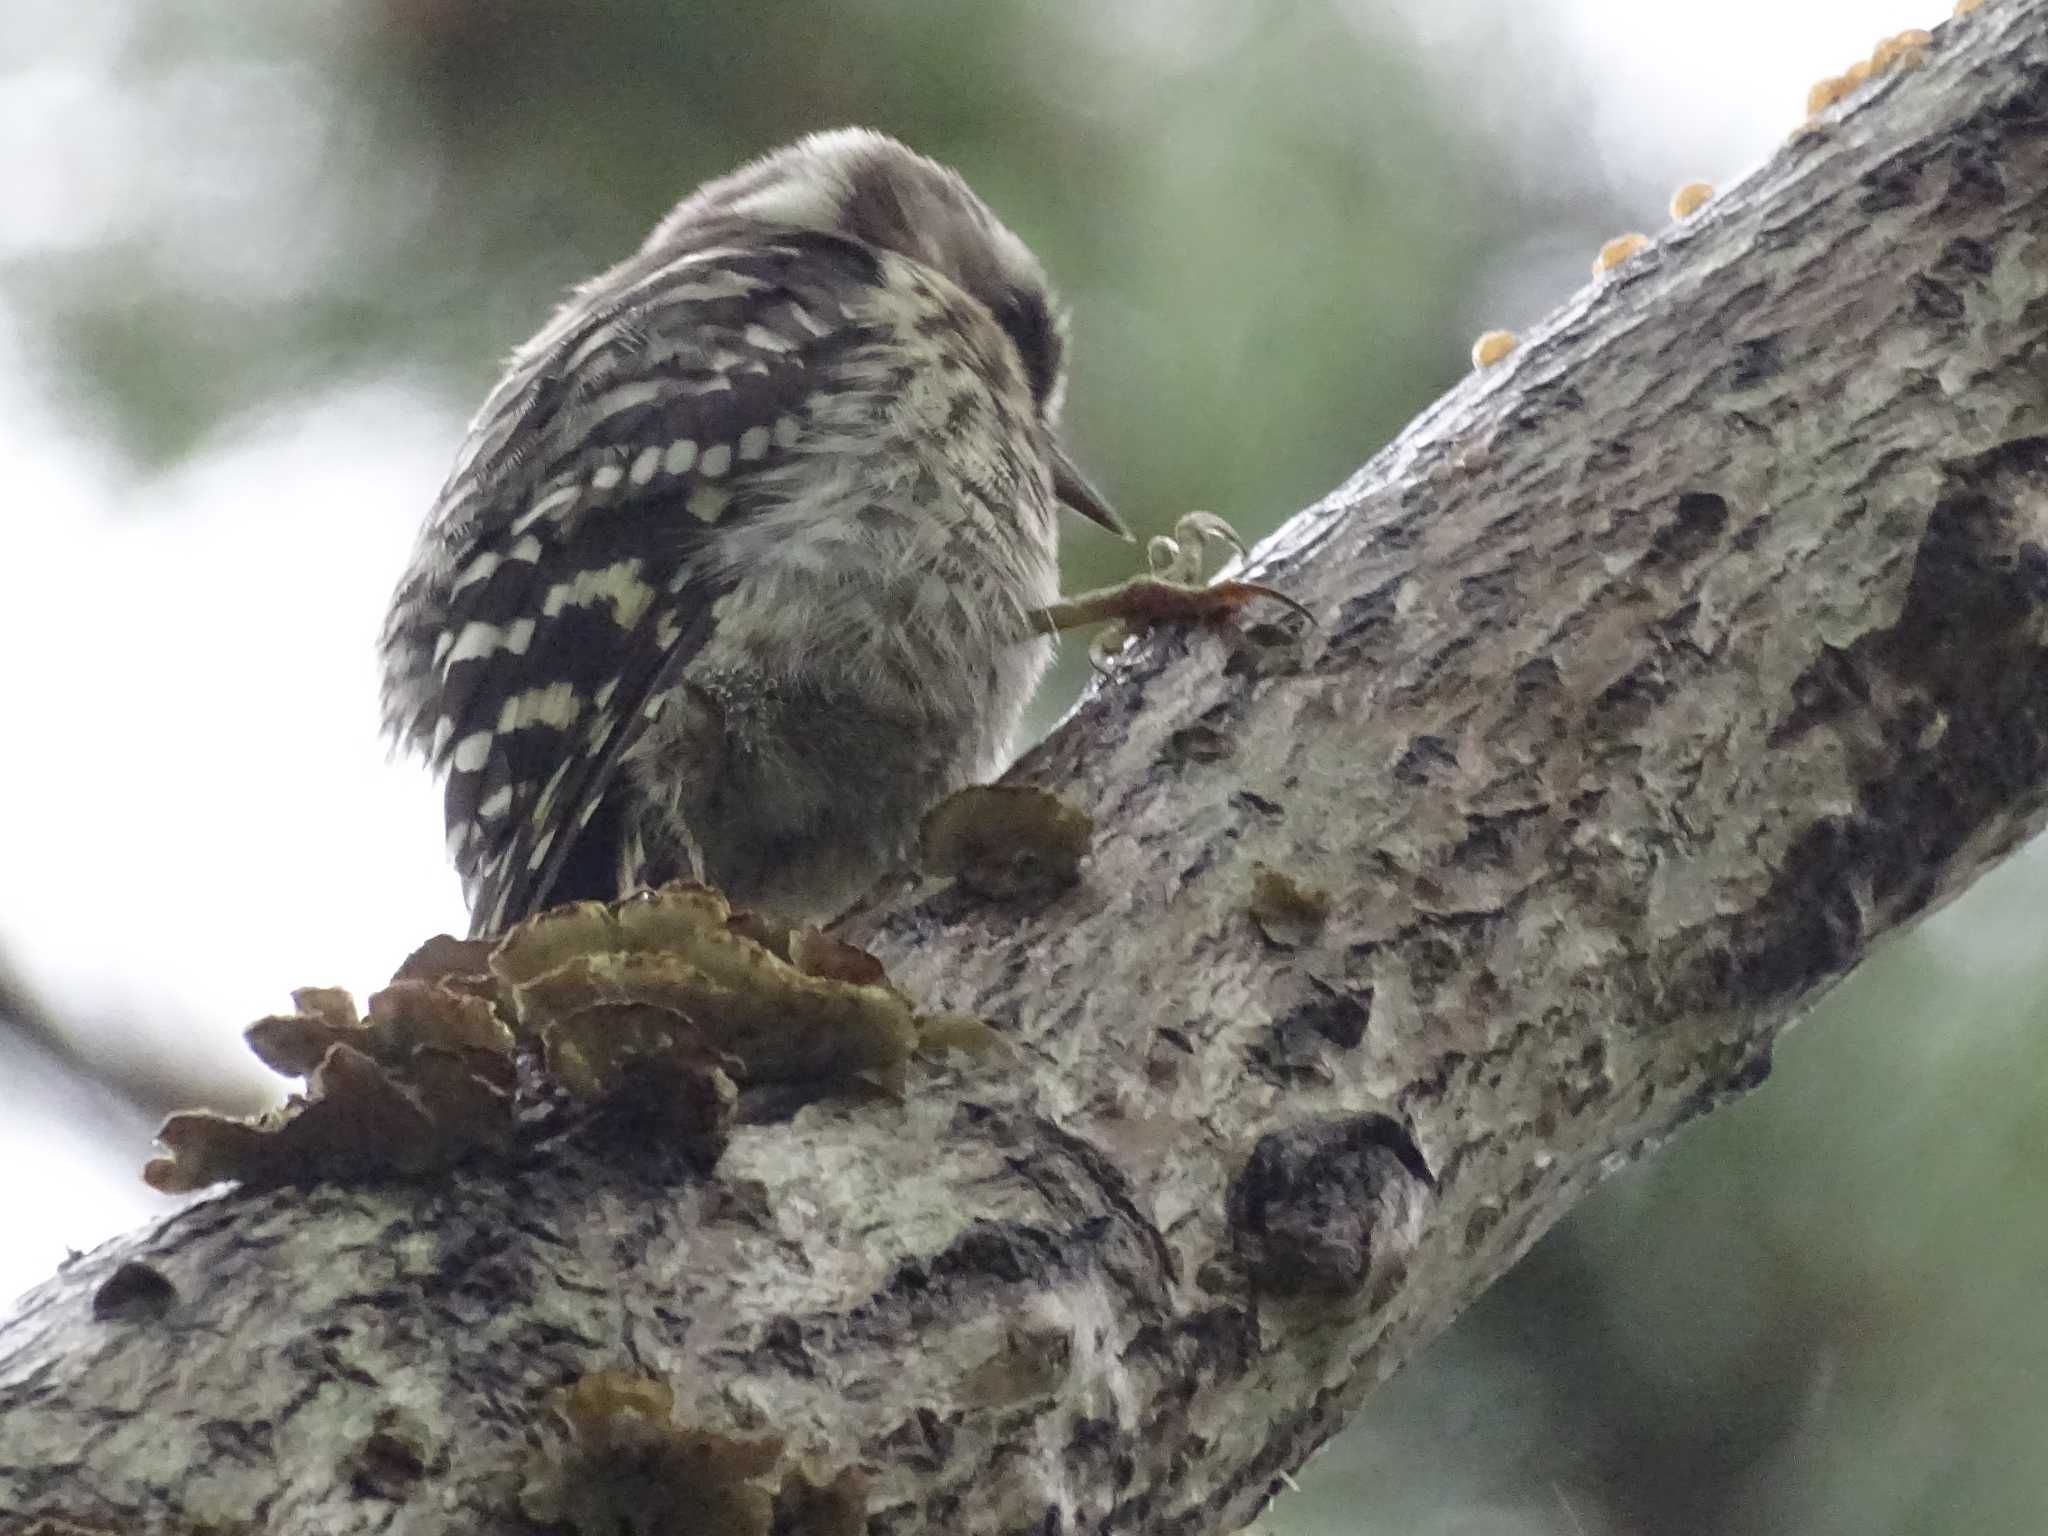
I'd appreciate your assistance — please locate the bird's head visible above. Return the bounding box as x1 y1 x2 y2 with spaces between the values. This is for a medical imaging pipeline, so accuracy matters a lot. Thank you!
651 127 1127 537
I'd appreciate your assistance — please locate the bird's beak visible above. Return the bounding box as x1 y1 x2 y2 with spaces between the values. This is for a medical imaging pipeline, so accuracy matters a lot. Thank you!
1052 445 1132 541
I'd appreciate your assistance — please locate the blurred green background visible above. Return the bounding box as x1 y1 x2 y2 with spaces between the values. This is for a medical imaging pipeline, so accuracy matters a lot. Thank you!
4 0 2040 1531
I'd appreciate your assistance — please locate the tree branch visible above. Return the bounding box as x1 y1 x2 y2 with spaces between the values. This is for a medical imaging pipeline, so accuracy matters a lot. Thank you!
5 7 2046 1532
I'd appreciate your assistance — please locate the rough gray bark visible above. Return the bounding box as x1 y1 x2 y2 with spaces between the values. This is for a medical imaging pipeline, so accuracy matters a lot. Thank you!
4 8 2046 1533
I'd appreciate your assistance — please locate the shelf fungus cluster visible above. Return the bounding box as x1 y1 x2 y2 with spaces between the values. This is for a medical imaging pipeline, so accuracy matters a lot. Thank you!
144 883 944 1192
918 785 1094 901
144 973 520 1193
521 1372 867 1536
1806 27 1936 119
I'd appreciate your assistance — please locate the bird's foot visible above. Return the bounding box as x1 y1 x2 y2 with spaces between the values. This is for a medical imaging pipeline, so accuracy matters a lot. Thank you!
1034 512 1311 670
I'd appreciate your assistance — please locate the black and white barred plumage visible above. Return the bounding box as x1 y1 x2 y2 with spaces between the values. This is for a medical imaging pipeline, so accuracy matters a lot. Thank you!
380 129 1121 937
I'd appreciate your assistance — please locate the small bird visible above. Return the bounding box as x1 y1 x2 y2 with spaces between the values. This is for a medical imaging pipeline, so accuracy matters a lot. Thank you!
381 129 1130 937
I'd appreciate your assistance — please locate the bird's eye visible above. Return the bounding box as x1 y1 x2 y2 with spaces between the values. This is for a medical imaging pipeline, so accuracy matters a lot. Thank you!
993 286 1060 405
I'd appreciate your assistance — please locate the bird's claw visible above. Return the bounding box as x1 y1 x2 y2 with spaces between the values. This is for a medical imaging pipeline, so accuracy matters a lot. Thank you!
1034 511 1311 673
1148 511 1247 584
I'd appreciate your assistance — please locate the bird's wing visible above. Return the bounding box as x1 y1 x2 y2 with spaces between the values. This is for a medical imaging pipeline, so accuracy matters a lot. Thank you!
377 231 892 935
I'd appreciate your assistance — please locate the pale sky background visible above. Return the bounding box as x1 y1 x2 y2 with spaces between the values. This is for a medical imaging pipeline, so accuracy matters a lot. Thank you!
0 0 2017 1305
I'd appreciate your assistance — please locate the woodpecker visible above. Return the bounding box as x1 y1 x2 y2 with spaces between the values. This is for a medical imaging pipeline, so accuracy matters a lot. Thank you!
380 129 1126 937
